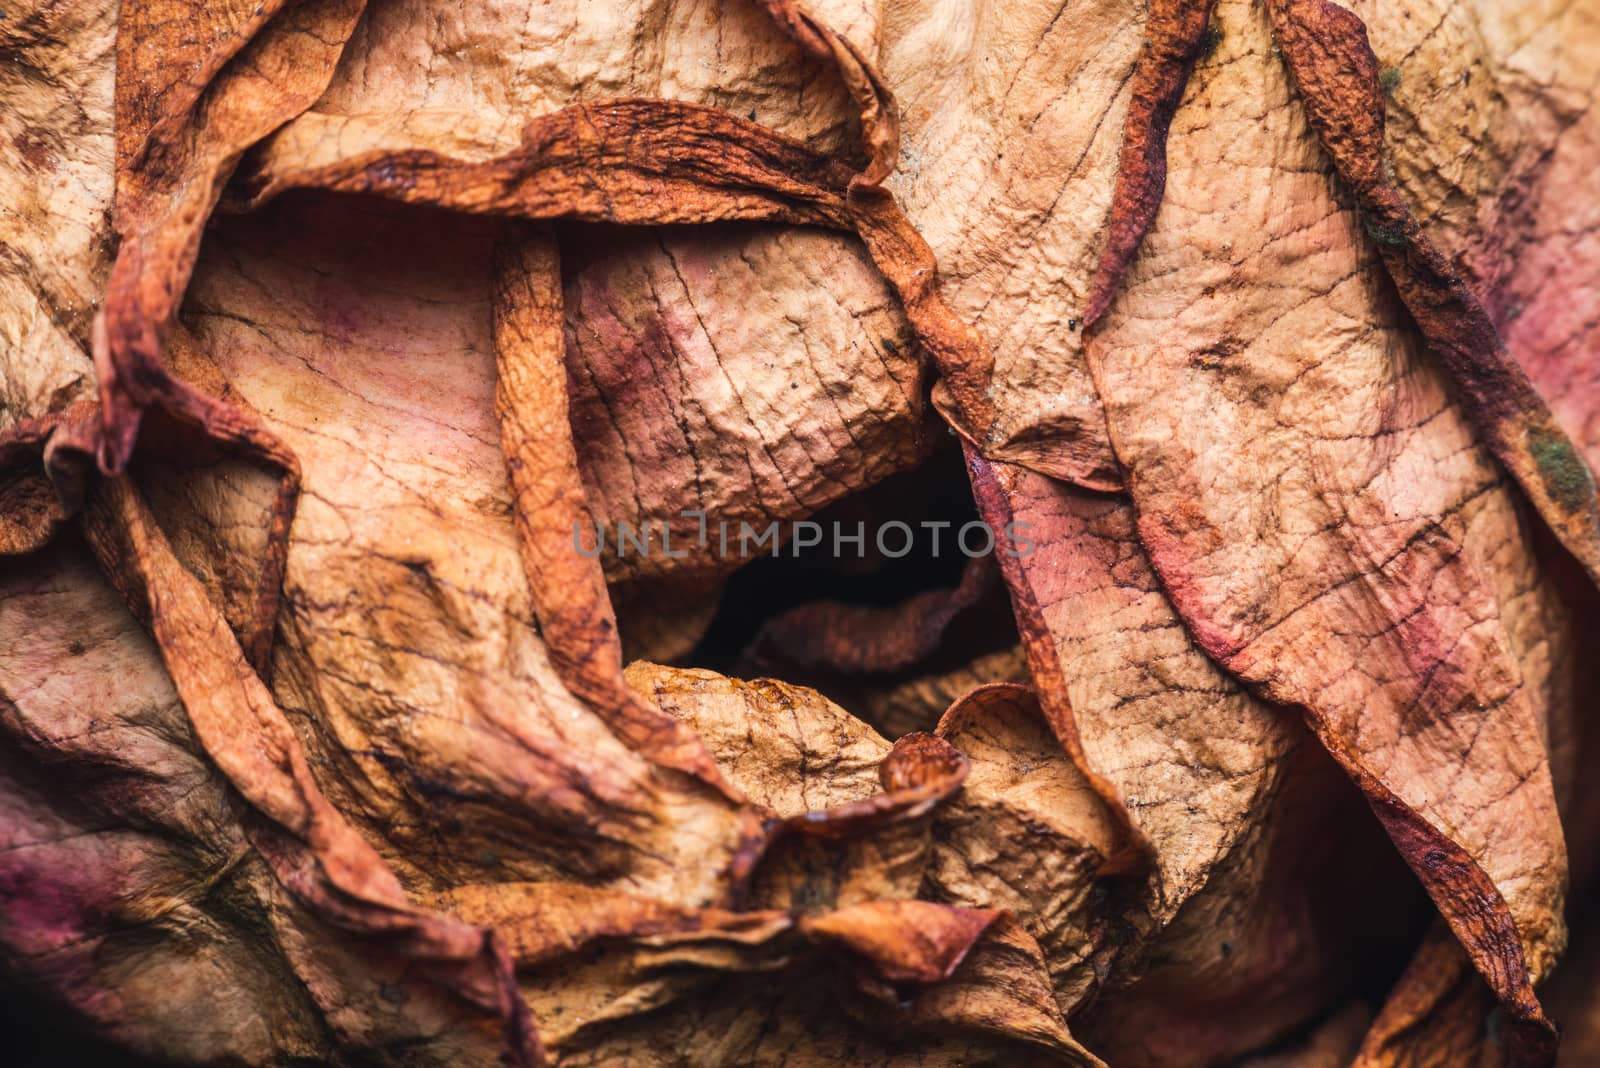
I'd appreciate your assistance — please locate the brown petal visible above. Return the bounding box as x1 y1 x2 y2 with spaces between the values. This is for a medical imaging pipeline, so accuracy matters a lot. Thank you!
1267 0 1600 590
100 0 367 470
79 476 541 1065
1082 0 1565 1037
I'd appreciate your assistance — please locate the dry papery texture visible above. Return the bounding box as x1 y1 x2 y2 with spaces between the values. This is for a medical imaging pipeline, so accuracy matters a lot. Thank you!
2 0 1599 1065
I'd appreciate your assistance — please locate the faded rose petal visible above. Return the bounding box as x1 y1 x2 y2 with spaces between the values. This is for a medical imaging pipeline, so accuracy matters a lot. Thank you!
0 542 520 1065
181 198 762 907
561 223 930 590
968 455 1301 917
494 226 743 796
1349 0 1600 474
0 403 98 553
926 683 1119 1011
2 0 1598 1063
1082 0 1568 1041
81 475 542 1064
798 899 998 983
1083 0 1217 328
1352 925 1511 1068
0 0 109 427
69 0 367 676
97 0 367 471
744 554 996 675
1267 0 1600 588
849 642 1032 740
